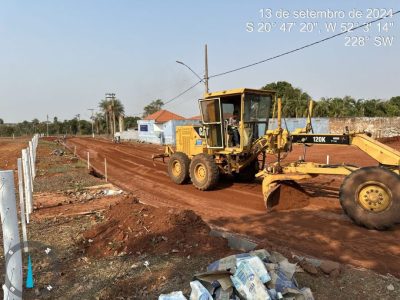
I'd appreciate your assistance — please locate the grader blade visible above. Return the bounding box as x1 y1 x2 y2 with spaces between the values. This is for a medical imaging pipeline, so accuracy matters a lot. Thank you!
263 174 312 211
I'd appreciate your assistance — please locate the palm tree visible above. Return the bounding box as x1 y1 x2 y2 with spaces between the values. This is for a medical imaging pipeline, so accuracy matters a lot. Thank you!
99 98 124 135
94 112 104 134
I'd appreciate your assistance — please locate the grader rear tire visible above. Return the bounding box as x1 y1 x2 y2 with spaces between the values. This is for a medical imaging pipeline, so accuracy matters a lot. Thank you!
189 153 219 191
168 152 190 184
339 166 400 230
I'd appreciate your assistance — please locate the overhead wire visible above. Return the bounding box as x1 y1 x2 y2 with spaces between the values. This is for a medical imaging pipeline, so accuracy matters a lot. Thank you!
163 80 203 106
132 10 400 111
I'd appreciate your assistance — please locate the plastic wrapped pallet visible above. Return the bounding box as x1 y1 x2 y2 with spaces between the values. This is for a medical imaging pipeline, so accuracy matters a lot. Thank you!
190 280 213 300
159 291 187 300
230 260 271 300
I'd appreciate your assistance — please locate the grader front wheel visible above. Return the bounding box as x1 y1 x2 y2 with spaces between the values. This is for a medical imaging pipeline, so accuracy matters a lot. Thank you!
339 166 400 230
189 153 219 191
168 152 190 184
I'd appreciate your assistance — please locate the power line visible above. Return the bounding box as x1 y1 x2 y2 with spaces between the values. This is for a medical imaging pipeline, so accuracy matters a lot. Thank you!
164 80 203 106
209 10 400 79
129 10 399 112
125 80 202 117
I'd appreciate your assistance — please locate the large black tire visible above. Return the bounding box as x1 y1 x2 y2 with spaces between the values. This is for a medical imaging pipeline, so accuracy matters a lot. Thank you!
168 152 190 184
339 166 400 230
234 160 259 182
189 153 219 190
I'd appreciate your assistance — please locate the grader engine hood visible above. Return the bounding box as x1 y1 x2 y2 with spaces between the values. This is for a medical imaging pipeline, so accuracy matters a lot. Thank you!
175 125 206 157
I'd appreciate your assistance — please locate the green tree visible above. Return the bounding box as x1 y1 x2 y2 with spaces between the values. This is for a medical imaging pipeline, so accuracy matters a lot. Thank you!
99 98 125 134
125 116 140 129
262 81 310 117
0 118 4 124
313 98 330 117
94 112 105 134
143 99 164 117
53 116 60 134
387 96 400 116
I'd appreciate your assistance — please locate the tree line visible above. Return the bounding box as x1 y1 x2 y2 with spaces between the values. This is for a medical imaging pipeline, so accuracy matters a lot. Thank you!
0 97 138 137
262 81 400 118
1 81 399 137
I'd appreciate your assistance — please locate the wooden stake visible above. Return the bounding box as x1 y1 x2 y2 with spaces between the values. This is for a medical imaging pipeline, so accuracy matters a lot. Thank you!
104 157 108 182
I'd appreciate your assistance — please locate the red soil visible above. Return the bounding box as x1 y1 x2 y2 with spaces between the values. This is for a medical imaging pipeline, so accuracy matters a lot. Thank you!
268 183 310 211
0 138 29 170
66 137 400 277
82 198 229 258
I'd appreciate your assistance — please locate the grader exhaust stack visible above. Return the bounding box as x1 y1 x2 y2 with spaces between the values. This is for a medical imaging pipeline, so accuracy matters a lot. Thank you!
154 88 400 230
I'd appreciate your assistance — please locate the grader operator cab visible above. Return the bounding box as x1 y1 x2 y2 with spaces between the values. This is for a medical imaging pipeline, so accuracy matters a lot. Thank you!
153 88 400 230
163 88 272 188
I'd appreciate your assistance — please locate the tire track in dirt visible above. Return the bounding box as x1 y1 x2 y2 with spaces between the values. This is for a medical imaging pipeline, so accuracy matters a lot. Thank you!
66 137 400 277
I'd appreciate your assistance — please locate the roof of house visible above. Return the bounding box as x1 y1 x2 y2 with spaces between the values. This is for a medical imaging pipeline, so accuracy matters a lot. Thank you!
143 110 185 123
188 115 202 120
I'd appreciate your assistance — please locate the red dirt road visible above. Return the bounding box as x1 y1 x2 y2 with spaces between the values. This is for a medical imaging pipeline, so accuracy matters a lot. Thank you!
0 138 29 170
66 137 400 277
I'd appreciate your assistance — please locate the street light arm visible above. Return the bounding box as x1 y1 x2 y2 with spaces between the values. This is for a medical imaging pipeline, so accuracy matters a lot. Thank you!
176 60 204 82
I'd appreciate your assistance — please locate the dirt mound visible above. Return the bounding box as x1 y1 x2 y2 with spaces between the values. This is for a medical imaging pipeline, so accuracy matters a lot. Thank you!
169 209 204 226
81 198 229 258
269 182 310 211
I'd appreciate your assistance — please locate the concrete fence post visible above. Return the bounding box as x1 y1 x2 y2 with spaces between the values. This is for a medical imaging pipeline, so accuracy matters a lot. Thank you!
22 150 33 221
87 152 90 170
35 134 39 157
0 171 23 300
26 148 33 193
17 159 28 253
28 142 36 179
31 137 36 163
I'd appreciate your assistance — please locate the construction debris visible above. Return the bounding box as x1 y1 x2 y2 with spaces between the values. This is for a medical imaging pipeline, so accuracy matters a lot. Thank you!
210 230 258 252
51 148 64 156
159 250 314 300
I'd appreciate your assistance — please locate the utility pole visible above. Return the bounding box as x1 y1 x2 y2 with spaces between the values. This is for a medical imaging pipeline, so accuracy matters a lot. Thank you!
46 114 49 137
105 93 116 137
112 96 116 135
204 44 209 94
75 114 81 135
88 109 95 138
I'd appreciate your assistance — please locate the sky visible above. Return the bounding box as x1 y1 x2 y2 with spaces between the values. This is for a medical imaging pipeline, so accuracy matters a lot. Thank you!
1 0 399 123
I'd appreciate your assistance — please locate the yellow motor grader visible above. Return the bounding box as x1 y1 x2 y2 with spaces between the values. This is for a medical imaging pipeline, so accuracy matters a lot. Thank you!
153 88 400 230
